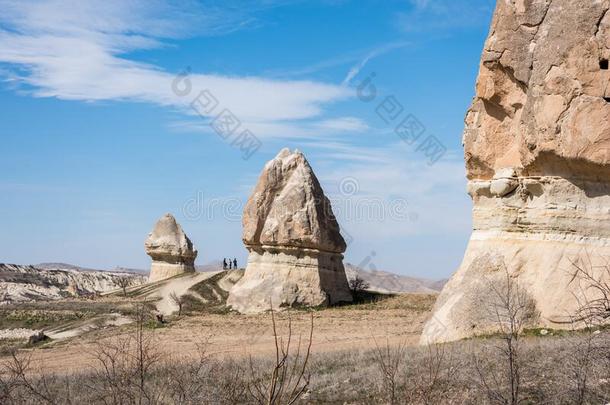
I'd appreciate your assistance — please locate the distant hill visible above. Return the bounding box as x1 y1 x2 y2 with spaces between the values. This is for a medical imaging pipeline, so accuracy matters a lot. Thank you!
36 263 147 275
0 263 146 302
36 262 449 293
195 261 224 273
2 261 446 302
36 262 104 272
345 264 447 294
111 266 149 275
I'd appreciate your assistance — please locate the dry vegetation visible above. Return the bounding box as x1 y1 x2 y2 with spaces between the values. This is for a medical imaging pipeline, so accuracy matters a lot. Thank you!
2 321 610 404
2 261 610 404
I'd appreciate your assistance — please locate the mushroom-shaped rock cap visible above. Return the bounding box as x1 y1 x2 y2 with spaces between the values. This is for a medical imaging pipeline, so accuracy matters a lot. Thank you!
242 148 346 254
145 213 197 262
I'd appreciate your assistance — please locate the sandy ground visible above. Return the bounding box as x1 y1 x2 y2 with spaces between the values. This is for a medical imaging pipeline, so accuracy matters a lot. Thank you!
18 296 434 375
148 271 221 315
46 314 132 339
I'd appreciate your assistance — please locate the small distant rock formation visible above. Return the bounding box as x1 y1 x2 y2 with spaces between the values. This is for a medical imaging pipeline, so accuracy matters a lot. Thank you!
422 1 610 344
145 214 197 283
227 148 352 313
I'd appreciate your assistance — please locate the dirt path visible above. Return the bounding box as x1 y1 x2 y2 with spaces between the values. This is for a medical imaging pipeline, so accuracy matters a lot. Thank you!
22 296 434 375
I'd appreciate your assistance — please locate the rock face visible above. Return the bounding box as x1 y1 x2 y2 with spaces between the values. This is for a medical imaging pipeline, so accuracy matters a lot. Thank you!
145 214 197 283
422 0 610 344
227 148 352 313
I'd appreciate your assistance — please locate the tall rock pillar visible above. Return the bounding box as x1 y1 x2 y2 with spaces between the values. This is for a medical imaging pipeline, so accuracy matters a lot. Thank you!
422 0 610 343
227 148 353 313
145 213 197 283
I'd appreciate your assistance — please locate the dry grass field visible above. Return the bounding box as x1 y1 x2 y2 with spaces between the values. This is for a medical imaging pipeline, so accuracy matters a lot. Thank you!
1 290 610 404
1 293 436 375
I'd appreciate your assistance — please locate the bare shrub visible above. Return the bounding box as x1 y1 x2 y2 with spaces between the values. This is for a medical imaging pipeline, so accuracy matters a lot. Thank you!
349 276 370 293
566 327 598 405
569 253 610 325
169 291 186 316
247 310 313 405
211 358 248 404
1 351 68 404
160 341 216 404
474 266 538 405
88 303 163 404
371 337 407 405
565 254 610 404
406 343 456 404
116 276 132 297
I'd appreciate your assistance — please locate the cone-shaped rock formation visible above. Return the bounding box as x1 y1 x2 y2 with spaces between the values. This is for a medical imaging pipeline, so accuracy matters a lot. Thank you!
227 148 352 313
145 213 197 282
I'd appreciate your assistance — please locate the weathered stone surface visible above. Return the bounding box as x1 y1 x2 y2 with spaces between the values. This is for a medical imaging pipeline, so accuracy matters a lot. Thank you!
227 148 352 313
242 148 346 253
422 0 610 344
145 214 197 283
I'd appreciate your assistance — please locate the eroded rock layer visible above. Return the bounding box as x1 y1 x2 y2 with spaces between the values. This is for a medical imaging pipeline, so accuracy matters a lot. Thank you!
145 214 197 282
227 148 352 313
422 0 610 343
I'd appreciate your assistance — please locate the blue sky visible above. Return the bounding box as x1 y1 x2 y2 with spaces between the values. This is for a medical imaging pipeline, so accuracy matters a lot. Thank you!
0 0 496 279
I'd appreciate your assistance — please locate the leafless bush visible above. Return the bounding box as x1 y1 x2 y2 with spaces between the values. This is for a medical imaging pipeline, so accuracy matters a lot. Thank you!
0 350 69 404
406 343 456 404
569 253 610 326
160 340 217 404
87 303 163 404
169 291 186 316
247 310 313 405
349 276 370 293
116 276 132 298
565 254 610 404
211 358 247 404
474 266 537 405
0 362 15 403
371 337 407 404
567 326 597 405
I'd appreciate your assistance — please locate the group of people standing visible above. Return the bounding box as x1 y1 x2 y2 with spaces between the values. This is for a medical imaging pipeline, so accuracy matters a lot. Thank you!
223 258 238 270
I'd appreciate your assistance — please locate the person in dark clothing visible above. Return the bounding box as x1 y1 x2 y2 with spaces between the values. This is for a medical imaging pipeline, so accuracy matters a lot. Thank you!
233 258 238 269
223 258 227 270
228 259 232 269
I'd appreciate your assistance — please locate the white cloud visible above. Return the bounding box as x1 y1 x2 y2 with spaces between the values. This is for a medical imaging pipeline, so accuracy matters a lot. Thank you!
169 116 368 140
314 117 369 132
341 41 409 86
0 0 352 124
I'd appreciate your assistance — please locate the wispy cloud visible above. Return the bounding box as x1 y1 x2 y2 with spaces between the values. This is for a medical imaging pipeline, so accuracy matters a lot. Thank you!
397 0 495 32
314 141 470 238
169 115 368 140
341 41 409 86
0 0 352 126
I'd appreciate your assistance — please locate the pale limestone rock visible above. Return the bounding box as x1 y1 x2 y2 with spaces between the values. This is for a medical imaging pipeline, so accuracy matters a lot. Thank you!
422 0 610 344
145 214 197 283
227 149 352 313
489 168 518 197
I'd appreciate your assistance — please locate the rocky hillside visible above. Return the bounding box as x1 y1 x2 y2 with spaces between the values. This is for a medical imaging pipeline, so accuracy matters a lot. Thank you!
0 264 146 303
345 264 446 294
